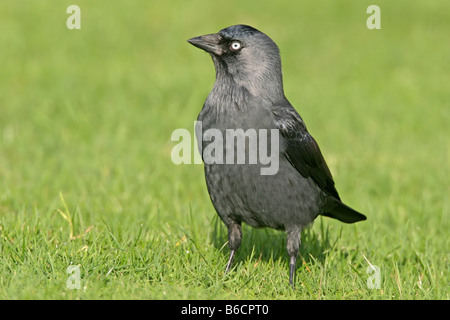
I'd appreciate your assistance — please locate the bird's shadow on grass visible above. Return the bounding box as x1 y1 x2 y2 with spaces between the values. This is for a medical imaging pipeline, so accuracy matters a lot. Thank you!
210 215 333 268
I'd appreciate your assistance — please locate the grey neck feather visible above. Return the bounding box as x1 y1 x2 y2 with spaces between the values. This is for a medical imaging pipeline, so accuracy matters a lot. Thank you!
208 52 285 107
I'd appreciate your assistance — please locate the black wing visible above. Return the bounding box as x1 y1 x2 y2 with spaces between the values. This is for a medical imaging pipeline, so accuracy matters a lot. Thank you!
272 102 341 200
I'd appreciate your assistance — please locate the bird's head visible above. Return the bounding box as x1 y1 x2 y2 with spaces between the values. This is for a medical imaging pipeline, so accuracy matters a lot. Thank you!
188 25 284 100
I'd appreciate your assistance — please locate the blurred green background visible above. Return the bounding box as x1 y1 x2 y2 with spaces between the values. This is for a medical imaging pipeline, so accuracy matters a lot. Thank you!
0 0 448 299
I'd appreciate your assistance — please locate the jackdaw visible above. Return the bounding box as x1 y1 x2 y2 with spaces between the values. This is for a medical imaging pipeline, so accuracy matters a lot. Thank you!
188 24 366 285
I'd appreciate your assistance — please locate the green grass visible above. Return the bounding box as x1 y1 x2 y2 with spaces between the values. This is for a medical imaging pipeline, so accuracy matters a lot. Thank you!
0 0 448 299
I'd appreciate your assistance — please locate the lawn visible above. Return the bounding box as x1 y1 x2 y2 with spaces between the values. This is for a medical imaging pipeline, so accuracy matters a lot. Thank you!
0 0 448 299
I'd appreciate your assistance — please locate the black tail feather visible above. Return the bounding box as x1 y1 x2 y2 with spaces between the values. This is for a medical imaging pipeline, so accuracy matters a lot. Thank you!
321 196 367 223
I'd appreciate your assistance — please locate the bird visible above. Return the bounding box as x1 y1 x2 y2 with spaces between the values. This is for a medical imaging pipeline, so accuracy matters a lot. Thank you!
187 24 366 285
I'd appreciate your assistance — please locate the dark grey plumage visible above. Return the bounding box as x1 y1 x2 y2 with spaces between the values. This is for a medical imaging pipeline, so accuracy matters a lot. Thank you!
188 25 366 285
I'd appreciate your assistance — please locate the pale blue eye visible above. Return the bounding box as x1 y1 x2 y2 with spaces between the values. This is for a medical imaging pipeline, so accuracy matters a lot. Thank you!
230 41 241 50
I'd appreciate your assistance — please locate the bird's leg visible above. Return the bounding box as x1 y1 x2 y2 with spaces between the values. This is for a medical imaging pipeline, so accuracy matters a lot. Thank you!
225 221 242 273
286 228 301 286
289 256 297 286
225 250 235 273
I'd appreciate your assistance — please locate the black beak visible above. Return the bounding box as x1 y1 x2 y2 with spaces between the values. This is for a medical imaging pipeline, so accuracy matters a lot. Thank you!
187 33 224 55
